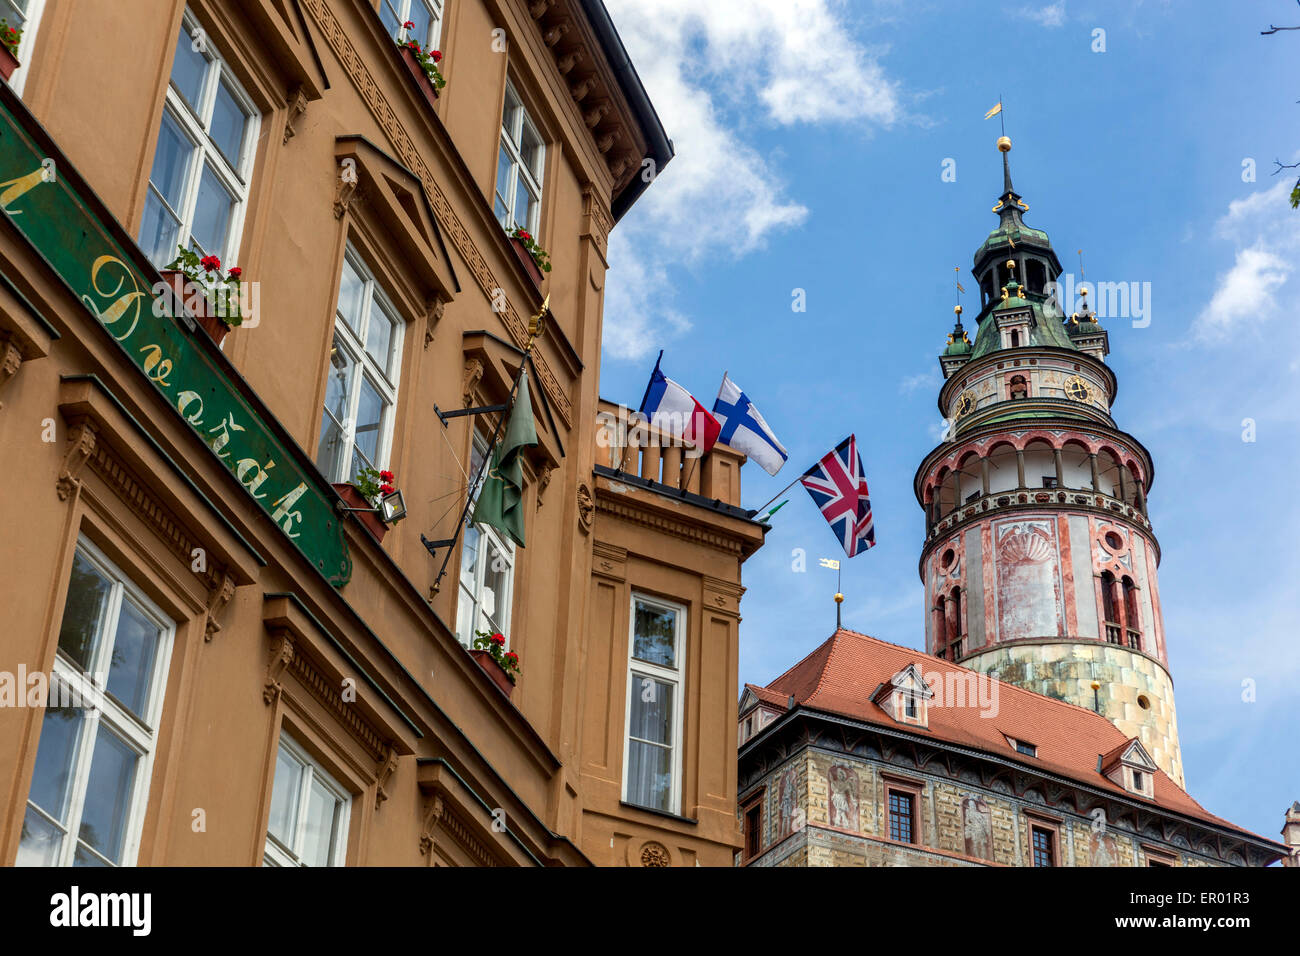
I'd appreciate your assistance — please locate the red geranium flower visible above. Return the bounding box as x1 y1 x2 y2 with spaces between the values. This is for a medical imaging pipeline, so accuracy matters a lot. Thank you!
403 20 415 29
430 50 442 63
380 483 395 495
380 469 395 481
228 267 242 278
491 633 505 645
200 255 221 272
505 652 518 661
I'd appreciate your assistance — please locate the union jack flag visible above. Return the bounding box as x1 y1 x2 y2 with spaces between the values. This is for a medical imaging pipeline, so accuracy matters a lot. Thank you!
800 435 876 558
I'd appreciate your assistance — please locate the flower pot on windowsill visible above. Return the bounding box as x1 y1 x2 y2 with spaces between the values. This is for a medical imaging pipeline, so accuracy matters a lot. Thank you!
0 46 18 82
159 269 232 347
469 649 515 698
509 236 544 291
331 482 390 544
398 46 440 110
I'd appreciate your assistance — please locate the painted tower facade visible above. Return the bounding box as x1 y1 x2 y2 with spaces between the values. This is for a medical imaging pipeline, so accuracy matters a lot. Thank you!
914 139 1184 787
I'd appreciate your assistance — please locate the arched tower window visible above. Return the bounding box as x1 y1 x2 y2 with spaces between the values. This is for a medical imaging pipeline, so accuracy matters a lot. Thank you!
934 595 948 656
1009 330 1021 348
1100 571 1120 644
1122 577 1141 651
951 586 963 660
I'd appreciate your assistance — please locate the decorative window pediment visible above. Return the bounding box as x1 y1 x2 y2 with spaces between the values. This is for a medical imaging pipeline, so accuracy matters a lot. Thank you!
872 663 935 727
1100 737 1158 796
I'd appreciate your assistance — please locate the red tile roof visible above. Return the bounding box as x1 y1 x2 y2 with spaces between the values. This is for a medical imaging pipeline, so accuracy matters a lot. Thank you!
752 628 1275 843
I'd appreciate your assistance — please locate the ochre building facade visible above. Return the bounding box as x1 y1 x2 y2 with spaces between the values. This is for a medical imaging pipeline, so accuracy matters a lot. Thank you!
0 0 764 868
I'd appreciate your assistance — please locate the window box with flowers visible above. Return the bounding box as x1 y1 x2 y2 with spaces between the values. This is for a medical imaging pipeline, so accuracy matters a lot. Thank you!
158 246 248 346
509 227 551 290
0 20 21 82
471 630 519 698
397 20 445 110
332 467 405 544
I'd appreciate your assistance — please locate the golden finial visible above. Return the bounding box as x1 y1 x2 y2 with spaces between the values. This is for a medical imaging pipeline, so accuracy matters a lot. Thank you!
834 592 844 604
1006 259 1016 272
997 135 1012 153
526 294 550 347
954 304 963 316
1090 680 1101 691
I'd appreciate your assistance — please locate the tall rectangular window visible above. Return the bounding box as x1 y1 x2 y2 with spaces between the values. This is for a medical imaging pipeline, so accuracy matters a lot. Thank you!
17 538 175 867
743 803 762 860
888 789 915 843
494 79 544 234
1031 825 1056 867
381 0 444 49
623 595 686 815
316 248 404 484
455 431 515 647
263 735 351 867
139 9 259 269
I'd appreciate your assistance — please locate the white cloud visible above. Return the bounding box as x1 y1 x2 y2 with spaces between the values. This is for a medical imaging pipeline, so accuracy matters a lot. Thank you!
899 367 942 394
1194 180 1298 340
600 0 902 361
1013 1 1066 28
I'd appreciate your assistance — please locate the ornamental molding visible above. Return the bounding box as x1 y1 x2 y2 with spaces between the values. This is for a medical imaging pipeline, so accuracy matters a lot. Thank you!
55 419 97 502
298 0 573 426
595 492 746 557
283 85 309 144
0 333 22 410
283 638 388 764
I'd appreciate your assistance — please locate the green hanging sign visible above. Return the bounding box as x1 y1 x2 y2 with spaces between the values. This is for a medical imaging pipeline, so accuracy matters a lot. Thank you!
0 100 352 586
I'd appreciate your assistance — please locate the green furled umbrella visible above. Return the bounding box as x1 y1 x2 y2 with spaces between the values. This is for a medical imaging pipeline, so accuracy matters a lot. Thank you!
471 368 538 547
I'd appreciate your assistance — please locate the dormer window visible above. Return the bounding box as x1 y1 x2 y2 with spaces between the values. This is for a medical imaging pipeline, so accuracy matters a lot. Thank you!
1100 738 1159 797
1005 734 1037 757
872 664 935 728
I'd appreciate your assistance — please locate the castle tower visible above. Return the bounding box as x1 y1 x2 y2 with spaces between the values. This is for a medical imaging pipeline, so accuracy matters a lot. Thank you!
914 138 1184 786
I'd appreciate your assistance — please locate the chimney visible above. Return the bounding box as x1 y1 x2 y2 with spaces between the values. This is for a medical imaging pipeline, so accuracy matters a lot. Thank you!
1282 802 1300 867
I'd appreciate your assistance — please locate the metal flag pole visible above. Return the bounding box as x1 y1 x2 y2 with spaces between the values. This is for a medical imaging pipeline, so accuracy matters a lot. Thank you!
424 297 550 596
749 472 804 517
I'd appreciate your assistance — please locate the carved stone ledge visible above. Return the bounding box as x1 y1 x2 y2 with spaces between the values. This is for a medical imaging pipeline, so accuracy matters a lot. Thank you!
584 101 610 129
333 160 362 219
569 76 593 102
462 357 484 408
203 568 237 642
375 742 400 809
56 420 97 501
419 793 445 856
423 296 446 350
557 49 584 75
536 462 555 510
264 629 295 706
543 21 570 47
283 86 309 144
529 0 552 19
0 334 22 410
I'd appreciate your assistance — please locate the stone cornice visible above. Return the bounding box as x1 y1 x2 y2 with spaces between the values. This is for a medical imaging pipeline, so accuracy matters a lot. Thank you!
593 475 764 558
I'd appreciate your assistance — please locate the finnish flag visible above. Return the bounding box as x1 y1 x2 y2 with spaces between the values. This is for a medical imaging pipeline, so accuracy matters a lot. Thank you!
712 374 788 475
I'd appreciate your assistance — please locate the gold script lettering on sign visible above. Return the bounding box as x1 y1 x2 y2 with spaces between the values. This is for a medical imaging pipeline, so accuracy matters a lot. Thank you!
0 165 49 214
81 256 144 342
139 343 174 386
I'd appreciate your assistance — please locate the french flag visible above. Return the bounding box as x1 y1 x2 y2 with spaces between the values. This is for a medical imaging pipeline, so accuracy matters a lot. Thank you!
638 351 721 455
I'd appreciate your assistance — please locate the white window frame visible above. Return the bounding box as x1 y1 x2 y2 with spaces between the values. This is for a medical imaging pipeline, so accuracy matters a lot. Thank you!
621 593 686 816
140 7 260 268
494 78 545 234
386 0 444 49
316 245 405 483
3 0 47 97
19 536 176 867
455 429 516 648
262 734 352 867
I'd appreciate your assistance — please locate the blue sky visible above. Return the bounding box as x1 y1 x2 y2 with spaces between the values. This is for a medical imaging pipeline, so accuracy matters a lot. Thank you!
598 0 1299 843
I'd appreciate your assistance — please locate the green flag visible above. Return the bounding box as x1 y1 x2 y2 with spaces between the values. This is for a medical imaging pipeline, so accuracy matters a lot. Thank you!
472 368 538 547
